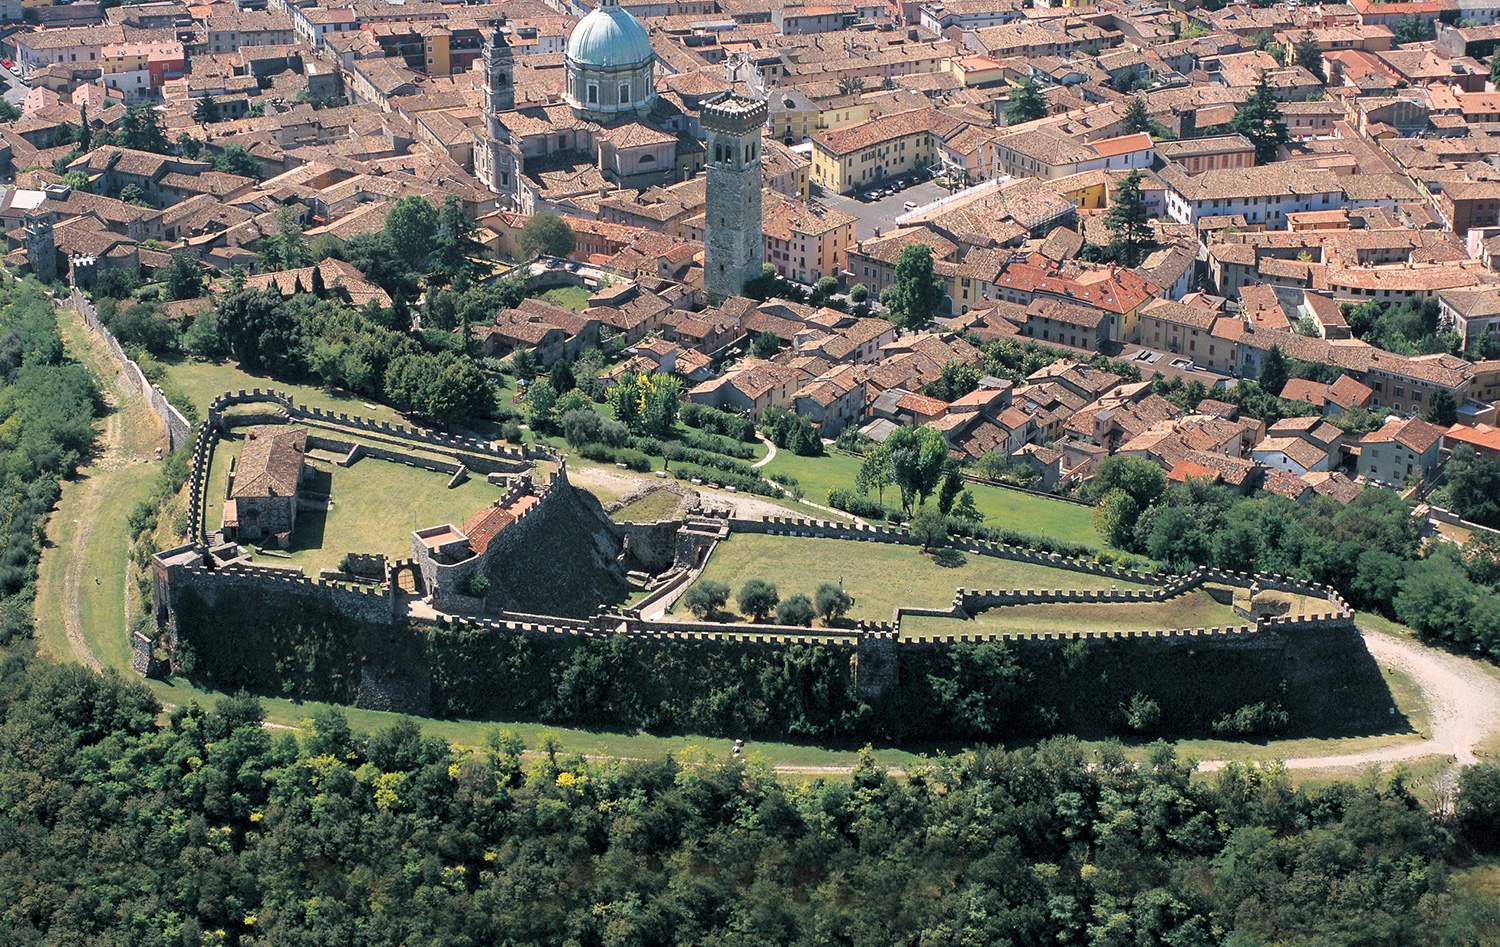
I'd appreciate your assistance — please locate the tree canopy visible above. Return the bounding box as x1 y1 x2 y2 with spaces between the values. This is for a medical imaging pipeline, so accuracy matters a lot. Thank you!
879 243 946 330
1005 76 1048 125
1230 71 1290 165
517 212 577 259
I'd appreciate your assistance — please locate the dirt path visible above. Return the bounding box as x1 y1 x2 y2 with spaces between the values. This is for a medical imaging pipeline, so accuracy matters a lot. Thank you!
36 310 164 672
751 434 776 469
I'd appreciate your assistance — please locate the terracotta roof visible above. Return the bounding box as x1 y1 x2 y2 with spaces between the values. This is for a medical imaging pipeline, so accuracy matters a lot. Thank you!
231 426 306 499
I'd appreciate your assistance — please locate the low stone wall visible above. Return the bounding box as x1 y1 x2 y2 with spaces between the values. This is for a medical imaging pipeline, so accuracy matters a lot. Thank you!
73 288 193 450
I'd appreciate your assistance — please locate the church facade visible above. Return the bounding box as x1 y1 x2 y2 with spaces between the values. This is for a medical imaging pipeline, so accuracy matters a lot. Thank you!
474 0 704 216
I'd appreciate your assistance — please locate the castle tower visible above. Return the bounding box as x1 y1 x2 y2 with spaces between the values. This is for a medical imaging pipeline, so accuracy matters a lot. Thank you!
23 212 56 285
483 24 514 126
702 92 767 304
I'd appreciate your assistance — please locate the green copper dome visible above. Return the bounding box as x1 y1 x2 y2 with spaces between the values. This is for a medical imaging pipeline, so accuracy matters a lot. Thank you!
565 1 654 70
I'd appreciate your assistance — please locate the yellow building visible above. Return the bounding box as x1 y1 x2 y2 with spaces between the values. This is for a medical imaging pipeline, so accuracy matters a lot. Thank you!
422 26 451 76
945 54 1007 87
809 107 967 194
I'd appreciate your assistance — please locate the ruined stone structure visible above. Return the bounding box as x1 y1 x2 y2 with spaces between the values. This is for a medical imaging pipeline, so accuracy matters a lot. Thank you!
703 93 768 304
23 212 55 285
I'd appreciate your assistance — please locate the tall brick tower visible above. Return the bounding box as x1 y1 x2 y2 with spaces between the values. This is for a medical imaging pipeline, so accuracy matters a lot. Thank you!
703 92 767 304
23 212 55 285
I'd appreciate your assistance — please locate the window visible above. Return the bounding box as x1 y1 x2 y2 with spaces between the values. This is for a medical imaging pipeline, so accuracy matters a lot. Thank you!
587 82 598 104
619 83 630 104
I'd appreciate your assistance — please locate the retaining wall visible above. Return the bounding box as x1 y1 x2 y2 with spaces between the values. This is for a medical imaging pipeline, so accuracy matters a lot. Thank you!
72 289 192 450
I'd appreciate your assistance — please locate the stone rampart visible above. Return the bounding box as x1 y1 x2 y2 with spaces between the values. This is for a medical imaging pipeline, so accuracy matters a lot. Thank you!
72 288 192 450
168 561 398 626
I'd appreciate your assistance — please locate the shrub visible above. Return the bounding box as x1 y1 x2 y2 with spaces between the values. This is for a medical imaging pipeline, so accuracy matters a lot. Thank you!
561 407 604 446
668 463 778 497
600 419 629 447
1120 692 1161 734
462 574 491 598
500 421 523 443
615 448 652 472
577 442 615 463
683 580 730 619
737 579 779 622
827 488 886 519
777 593 815 627
814 582 854 623
1211 701 1289 737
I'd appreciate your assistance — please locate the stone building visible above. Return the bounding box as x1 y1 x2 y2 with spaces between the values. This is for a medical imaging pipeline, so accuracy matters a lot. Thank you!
22 211 56 285
703 93 768 303
224 426 308 547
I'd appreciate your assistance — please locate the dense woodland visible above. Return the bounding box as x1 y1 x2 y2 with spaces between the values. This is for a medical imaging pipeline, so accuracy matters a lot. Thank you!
2 666 1500 947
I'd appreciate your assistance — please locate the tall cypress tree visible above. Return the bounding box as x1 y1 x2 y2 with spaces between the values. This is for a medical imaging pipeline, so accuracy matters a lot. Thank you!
1230 71 1290 165
1104 169 1153 267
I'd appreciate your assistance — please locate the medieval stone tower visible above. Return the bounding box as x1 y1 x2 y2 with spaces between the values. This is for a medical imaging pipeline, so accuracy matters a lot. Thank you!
703 92 767 304
477 24 518 204
23 212 55 285
483 24 514 121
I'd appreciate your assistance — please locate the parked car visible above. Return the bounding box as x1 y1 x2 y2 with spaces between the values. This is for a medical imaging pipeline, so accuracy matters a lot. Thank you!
903 200 917 211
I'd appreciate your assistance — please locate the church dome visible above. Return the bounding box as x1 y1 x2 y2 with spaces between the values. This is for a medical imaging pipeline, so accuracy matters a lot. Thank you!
566 1 654 70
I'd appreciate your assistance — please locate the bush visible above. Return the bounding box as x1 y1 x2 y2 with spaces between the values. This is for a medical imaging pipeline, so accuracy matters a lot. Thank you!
680 402 758 442
561 407 603 446
600 419 629 447
668 463 778 497
615 448 652 472
827 488 886 519
462 574 491 598
814 582 854 623
777 593 815 627
577 442 615 463
737 579 779 622
1211 701 1289 737
682 580 730 619
500 421 523 443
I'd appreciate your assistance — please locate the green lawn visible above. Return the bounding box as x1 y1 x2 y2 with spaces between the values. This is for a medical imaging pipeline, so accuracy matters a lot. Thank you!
533 286 592 311
611 489 685 522
901 589 1241 639
162 356 409 423
688 533 1151 623
763 450 1102 546
209 429 502 573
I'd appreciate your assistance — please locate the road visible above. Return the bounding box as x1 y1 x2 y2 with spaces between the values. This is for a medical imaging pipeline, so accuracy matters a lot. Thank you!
813 180 953 241
0 60 25 109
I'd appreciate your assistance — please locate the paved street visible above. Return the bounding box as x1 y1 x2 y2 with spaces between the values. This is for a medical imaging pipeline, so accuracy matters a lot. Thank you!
0 61 25 109
812 179 953 241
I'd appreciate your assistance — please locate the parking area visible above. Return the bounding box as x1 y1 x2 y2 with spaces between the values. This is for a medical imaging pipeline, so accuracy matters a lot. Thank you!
812 179 954 241
0 60 25 109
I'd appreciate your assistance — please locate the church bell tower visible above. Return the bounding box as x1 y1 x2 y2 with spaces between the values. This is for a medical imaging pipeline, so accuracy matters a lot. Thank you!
483 23 515 124
703 92 768 304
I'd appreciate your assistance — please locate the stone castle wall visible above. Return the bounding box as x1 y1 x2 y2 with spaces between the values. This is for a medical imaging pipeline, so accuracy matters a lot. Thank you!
72 288 193 451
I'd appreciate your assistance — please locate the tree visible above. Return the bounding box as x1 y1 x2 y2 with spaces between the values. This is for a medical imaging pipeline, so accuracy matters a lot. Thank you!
213 145 262 179
883 424 948 513
193 95 222 124
605 371 683 437
1104 169 1153 267
429 195 488 288
0 98 19 122
517 212 577 259
118 103 170 154
837 75 865 96
936 466 963 515
118 183 150 206
683 580 730 619
1258 344 1289 396
550 359 576 394
1093 488 1141 548
1493 52 1500 91
856 442 891 504
1005 76 1048 125
61 170 91 193
809 275 839 308
177 133 202 159
522 377 558 431
163 252 203 301
1446 445 1500 529
777 593 815 627
1425 387 1457 427
849 283 869 304
1392 13 1432 44
910 506 948 551
1089 455 1167 509
1293 32 1325 82
258 205 309 272
77 105 90 152
751 330 780 358
1120 96 1153 136
814 582 853 623
384 196 439 268
880 243 946 330
737 579 779 621
1230 71 1289 165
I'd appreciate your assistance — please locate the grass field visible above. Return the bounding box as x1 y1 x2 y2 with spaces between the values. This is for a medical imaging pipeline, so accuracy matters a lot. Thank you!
762 450 1103 547
611 489 684 522
533 286 592 311
688 533 1152 622
162 356 409 422
209 434 502 573
901 589 1240 638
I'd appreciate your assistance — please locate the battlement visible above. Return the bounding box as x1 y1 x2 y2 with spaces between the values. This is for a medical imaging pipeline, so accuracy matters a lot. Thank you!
701 91 768 131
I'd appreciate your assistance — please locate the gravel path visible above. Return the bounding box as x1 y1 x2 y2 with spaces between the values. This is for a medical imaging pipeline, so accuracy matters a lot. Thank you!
751 434 777 469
